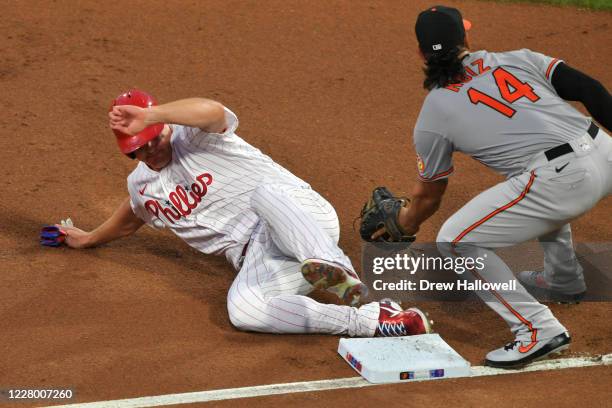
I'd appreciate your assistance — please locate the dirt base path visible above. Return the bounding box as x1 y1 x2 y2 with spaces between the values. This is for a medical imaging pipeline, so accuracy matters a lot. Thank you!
1 0 610 406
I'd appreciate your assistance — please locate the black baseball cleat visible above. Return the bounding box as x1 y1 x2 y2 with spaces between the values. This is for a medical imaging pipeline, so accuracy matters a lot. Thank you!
485 332 571 369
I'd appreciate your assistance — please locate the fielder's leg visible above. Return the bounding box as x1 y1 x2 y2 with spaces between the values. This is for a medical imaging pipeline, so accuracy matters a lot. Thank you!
438 137 612 367
437 171 570 368
517 224 586 300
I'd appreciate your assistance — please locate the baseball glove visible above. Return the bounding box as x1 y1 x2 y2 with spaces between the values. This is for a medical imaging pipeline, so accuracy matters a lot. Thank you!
359 187 416 243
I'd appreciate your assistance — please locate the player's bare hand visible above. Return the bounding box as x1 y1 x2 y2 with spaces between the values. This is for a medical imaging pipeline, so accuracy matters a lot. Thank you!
55 225 93 249
109 105 148 135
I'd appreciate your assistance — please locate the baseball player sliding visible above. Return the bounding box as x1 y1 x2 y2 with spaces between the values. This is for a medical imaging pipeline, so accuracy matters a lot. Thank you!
54 90 431 338
367 6 610 368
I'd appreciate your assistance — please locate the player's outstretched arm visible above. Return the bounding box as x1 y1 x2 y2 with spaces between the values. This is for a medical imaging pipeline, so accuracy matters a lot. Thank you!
109 98 227 135
60 197 145 249
398 179 448 235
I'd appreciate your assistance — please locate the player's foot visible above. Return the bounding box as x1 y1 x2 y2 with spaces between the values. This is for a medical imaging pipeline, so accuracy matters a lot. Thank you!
517 271 586 304
301 259 368 307
375 301 433 337
485 332 571 369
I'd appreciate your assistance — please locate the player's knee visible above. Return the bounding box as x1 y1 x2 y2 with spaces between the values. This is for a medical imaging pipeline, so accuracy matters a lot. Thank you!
227 308 250 332
436 221 456 242
436 224 482 260
327 223 340 244
250 184 278 210
252 184 277 198
436 222 457 257
226 298 251 331
227 295 272 332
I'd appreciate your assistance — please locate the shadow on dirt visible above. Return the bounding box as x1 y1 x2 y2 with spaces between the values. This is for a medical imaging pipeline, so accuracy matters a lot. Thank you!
0 205 234 328
1 206 513 351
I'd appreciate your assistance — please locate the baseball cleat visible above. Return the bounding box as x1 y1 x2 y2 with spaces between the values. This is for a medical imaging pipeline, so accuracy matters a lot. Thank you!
375 301 433 337
517 271 586 304
301 259 368 307
485 332 571 369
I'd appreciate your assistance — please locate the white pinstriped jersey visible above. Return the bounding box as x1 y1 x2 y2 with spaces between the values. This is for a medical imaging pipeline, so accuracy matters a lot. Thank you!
127 108 309 267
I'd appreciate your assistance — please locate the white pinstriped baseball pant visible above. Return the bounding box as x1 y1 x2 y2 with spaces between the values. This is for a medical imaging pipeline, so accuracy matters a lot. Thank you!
226 184 379 335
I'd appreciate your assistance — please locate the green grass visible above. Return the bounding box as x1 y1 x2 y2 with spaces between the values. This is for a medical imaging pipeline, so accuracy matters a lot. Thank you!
485 0 612 10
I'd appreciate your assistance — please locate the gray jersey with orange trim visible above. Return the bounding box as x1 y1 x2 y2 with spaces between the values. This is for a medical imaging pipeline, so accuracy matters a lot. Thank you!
413 49 592 180
417 46 612 353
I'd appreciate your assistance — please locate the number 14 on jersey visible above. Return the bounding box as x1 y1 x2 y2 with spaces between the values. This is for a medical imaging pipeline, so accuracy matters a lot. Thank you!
467 68 540 118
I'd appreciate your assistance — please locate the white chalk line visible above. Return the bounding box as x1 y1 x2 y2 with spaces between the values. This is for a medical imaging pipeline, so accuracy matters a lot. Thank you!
43 353 612 408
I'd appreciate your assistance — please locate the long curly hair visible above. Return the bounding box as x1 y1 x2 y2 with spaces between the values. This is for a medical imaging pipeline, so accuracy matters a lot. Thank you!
422 47 467 90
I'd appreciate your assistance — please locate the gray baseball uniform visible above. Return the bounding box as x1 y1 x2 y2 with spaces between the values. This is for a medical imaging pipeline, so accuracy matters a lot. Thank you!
414 49 611 346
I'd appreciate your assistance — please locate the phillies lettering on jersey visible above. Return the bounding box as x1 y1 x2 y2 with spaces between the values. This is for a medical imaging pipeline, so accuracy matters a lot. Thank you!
126 108 310 267
144 172 213 224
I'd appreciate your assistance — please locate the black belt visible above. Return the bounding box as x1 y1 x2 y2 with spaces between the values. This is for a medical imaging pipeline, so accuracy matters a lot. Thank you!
544 122 599 161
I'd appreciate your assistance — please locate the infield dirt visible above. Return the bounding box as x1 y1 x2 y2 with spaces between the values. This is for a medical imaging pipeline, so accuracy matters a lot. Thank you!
1 1 610 406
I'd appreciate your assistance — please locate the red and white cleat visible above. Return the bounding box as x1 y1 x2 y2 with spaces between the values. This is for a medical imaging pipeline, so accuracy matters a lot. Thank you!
375 301 433 337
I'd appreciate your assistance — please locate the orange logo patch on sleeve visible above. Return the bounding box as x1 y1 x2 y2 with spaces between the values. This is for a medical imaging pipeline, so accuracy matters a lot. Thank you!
417 154 425 175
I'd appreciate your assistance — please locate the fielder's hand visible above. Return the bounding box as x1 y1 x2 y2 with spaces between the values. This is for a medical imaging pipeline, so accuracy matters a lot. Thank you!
359 187 417 243
371 206 417 240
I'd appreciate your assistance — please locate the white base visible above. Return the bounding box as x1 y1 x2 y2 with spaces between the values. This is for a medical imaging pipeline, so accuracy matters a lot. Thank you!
338 334 471 383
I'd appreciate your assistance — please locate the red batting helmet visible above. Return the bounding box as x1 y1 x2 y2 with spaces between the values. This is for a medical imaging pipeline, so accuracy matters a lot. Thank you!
110 89 165 154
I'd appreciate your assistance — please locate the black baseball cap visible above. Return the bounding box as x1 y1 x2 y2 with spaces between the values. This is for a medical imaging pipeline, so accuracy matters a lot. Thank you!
415 6 472 56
